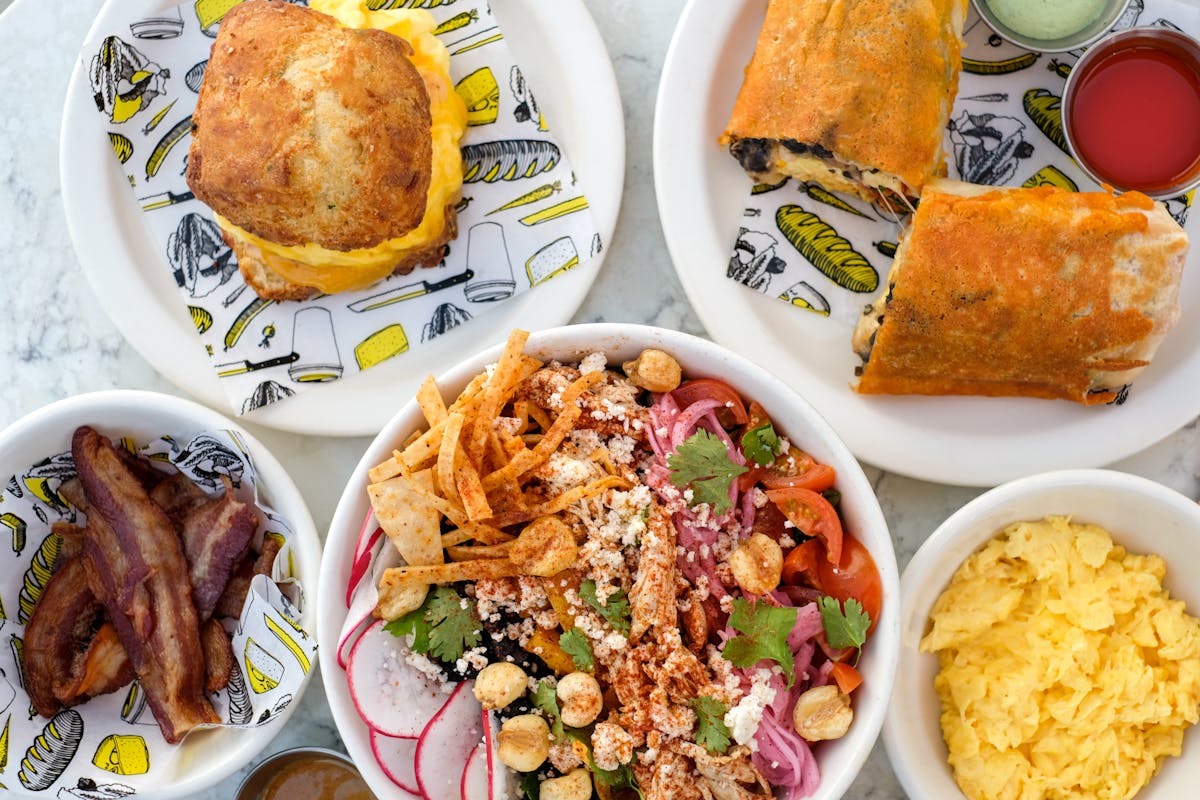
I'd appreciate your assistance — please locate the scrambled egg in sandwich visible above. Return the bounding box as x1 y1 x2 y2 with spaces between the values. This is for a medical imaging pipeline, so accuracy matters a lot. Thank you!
186 0 468 300
922 517 1200 800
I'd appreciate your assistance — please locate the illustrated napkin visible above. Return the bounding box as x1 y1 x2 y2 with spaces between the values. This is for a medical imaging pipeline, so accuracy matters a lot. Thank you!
82 0 602 416
726 0 1200 326
0 430 316 797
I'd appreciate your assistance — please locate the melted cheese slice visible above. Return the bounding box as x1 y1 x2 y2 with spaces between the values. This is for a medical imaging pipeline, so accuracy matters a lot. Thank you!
220 0 468 294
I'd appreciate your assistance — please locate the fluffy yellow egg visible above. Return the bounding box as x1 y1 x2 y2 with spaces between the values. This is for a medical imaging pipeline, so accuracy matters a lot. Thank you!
921 516 1200 800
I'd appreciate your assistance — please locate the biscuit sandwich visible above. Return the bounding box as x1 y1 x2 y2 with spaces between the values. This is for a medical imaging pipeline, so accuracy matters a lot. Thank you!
186 0 468 300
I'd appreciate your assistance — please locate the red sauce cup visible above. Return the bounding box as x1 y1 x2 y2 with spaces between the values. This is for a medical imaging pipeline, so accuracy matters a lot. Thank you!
1063 27 1200 198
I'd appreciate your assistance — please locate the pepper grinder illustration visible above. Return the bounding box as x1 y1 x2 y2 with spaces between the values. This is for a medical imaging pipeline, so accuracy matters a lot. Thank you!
464 222 516 302
288 307 343 383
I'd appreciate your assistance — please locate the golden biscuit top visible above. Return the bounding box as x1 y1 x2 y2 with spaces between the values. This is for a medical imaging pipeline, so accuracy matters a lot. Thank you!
186 0 433 251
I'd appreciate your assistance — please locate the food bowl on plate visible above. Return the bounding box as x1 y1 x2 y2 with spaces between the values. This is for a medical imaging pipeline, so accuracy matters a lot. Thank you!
971 0 1131 53
884 469 1200 800
0 390 322 799
318 323 900 800
1063 26 1200 198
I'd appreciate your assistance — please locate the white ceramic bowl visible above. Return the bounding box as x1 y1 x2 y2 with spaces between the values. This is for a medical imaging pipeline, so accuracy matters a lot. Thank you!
0 390 322 799
884 469 1200 799
319 323 900 800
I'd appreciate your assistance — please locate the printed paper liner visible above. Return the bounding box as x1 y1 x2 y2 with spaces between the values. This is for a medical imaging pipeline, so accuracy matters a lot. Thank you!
82 0 602 416
725 0 1200 327
0 430 316 797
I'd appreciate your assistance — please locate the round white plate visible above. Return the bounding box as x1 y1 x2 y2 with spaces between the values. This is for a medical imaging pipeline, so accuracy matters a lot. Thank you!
60 0 624 438
653 0 1200 488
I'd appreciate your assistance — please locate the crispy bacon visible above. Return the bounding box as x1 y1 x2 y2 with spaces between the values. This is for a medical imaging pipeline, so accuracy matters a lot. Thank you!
56 622 136 705
215 535 281 620
149 471 211 519
178 478 258 621
72 425 219 744
200 618 235 692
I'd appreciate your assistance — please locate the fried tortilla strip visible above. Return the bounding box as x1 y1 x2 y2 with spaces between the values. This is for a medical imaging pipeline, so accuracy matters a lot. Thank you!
23 555 109 717
482 404 583 491
73 425 219 744
369 470 444 566
417 374 449 426
467 329 530 459
214 536 282 620
178 478 258 620
380 558 524 592
368 419 448 483
446 542 513 561
437 413 467 508
201 618 235 692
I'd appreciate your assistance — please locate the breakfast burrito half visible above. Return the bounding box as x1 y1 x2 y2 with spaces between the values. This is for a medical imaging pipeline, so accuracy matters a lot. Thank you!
852 180 1189 404
721 0 967 205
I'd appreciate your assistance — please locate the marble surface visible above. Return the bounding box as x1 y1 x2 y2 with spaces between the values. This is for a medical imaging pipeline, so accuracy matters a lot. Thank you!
1 0 1198 798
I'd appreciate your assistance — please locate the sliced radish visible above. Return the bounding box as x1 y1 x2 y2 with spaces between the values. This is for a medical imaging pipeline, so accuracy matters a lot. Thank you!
483 709 521 800
371 729 422 795
339 543 404 668
347 526 385 607
416 681 484 800
347 619 454 737
461 742 489 800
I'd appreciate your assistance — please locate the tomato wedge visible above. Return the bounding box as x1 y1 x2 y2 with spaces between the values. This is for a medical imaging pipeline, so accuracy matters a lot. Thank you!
760 464 837 492
780 539 823 587
766 487 843 565
830 661 863 694
670 379 750 425
816 533 883 633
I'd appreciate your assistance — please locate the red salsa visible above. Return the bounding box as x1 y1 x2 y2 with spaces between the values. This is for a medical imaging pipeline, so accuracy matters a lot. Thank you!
1068 35 1200 193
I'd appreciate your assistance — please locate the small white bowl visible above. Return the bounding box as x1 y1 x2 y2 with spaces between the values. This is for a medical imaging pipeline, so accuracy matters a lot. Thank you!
319 323 900 800
0 390 322 799
884 469 1200 799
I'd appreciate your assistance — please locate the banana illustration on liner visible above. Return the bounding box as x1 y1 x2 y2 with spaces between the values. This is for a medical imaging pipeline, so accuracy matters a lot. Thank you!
1048 59 1072 79
92 735 150 776
225 297 275 350
962 52 1039 75
488 181 561 215
266 614 312 674
2 511 27 555
19 709 84 791
804 184 871 218
454 66 499 126
145 115 193 180
462 140 560 183
1023 165 1078 191
775 205 879 293
519 196 588 226
18 533 64 624
435 9 477 35
108 133 133 164
1022 89 1070 155
190 305 214 334
244 638 285 694
752 178 788 195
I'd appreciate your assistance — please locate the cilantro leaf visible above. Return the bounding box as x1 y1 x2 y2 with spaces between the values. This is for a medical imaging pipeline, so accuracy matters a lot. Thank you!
691 696 732 753
667 429 747 513
590 757 644 799
819 596 870 651
519 771 541 800
741 422 781 467
384 586 481 664
721 597 799 688
532 678 565 741
579 580 631 636
559 628 595 672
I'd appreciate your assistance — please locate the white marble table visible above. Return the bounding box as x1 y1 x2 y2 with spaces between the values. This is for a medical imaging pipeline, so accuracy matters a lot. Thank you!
1 1 1197 798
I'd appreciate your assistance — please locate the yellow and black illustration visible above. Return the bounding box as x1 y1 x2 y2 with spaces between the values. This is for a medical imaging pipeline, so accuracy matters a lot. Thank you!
0 431 314 797
730 0 1200 327
84 0 602 418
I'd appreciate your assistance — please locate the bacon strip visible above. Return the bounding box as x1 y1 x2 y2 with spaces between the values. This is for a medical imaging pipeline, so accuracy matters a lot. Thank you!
72 426 219 744
215 536 281 620
178 479 258 621
56 622 136 704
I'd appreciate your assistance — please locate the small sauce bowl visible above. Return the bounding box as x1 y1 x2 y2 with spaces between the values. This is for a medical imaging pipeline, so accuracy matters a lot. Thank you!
1063 27 1200 198
236 747 375 800
971 0 1131 53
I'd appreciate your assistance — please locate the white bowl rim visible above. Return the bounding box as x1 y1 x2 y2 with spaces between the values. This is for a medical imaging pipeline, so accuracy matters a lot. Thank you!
318 322 901 800
884 467 1200 800
0 389 323 799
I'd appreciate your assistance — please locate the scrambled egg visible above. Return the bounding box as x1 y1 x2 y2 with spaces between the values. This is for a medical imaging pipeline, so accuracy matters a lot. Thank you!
921 516 1200 800
220 0 468 294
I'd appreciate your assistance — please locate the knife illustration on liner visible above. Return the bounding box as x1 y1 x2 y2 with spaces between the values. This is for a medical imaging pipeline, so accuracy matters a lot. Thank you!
347 269 474 313
216 352 300 378
140 189 195 211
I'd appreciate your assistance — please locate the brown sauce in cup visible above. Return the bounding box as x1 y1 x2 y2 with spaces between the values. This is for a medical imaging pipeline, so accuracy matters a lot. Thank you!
261 756 374 800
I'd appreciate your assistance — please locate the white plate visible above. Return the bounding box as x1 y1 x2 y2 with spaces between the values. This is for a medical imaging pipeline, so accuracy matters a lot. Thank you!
653 0 1200 487
60 0 624 438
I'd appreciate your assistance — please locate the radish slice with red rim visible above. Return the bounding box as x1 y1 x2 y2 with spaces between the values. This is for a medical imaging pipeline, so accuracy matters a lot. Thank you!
347 619 454 737
461 742 489 800
371 729 422 795
416 681 484 800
